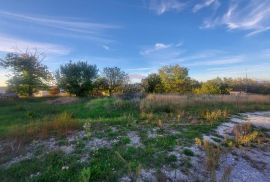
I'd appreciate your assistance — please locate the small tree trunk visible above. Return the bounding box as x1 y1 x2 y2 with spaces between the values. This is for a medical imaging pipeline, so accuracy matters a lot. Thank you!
109 89 112 96
28 86 33 97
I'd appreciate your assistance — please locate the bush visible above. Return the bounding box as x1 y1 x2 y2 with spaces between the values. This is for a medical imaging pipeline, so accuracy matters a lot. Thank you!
233 123 259 145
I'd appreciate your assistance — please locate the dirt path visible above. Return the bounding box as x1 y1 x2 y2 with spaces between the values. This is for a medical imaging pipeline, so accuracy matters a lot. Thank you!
204 111 270 182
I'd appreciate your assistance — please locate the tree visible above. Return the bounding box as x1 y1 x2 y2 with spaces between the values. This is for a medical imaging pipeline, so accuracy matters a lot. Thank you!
142 73 163 93
103 67 128 96
193 78 230 94
0 52 52 96
56 61 98 97
92 77 109 96
158 65 191 93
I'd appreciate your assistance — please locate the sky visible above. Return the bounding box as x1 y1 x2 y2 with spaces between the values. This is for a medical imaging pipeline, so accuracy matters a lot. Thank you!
0 0 270 86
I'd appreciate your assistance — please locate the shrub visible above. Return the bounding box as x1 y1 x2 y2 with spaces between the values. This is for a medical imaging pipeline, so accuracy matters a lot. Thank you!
183 148 194 156
233 123 259 145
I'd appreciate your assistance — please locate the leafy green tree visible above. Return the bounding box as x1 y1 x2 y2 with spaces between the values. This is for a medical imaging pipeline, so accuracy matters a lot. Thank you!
142 73 163 93
92 77 109 96
56 61 98 97
193 78 230 94
103 67 128 96
158 64 191 93
0 52 52 96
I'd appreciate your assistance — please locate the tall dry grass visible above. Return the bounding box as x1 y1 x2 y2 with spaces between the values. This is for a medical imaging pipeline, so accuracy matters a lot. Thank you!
140 94 270 113
5 112 81 145
203 140 221 182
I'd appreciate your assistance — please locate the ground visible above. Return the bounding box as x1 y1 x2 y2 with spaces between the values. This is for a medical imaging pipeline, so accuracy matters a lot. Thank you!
0 96 270 181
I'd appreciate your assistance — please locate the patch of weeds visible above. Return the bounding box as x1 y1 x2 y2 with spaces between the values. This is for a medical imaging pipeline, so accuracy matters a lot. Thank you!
165 154 178 168
74 140 86 154
116 136 131 146
82 148 125 181
145 135 177 151
183 148 194 156
0 151 83 182
233 123 259 146
180 157 192 173
203 140 221 181
201 109 229 124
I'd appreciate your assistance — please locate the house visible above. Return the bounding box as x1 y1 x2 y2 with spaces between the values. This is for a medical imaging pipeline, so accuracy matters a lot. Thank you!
229 91 247 96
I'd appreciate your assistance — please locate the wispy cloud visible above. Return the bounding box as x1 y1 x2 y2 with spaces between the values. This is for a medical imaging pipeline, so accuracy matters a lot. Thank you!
0 34 71 55
140 43 172 55
140 42 185 64
186 55 243 66
193 0 219 13
148 0 187 15
202 0 270 36
0 11 120 40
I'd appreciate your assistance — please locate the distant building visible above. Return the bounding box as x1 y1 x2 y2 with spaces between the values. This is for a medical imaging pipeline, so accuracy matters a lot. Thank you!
229 91 247 96
34 90 50 97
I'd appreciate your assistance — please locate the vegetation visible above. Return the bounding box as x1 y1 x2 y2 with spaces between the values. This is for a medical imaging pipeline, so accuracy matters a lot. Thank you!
56 61 98 97
158 65 192 93
0 52 52 96
193 78 230 94
1 51 270 181
102 67 128 96
142 73 163 93
0 95 270 181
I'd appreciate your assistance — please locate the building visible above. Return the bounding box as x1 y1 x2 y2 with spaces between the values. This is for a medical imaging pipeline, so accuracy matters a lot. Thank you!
229 91 247 96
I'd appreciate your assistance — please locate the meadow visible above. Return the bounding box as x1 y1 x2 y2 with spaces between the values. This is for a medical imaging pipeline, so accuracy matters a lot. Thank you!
0 94 270 181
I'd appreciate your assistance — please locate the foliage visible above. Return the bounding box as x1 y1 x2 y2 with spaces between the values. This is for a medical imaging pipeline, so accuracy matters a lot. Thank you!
193 77 230 95
92 77 109 96
56 61 98 97
224 77 270 94
49 86 60 96
158 64 191 93
103 67 129 96
142 73 163 93
233 123 259 145
0 52 52 96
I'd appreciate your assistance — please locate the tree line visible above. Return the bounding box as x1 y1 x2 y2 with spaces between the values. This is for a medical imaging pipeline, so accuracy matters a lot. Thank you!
1 52 270 97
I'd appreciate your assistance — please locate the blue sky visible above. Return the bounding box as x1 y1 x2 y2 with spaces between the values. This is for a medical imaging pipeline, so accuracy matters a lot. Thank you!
0 0 270 86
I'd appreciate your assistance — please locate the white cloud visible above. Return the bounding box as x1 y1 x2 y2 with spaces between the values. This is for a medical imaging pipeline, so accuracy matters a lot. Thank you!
186 56 243 66
193 0 219 13
0 11 120 40
0 34 71 55
149 0 187 15
141 43 172 55
202 0 270 36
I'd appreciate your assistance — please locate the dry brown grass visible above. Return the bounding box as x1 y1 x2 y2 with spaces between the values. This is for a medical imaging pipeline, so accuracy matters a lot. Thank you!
203 140 221 182
6 112 81 144
140 94 270 113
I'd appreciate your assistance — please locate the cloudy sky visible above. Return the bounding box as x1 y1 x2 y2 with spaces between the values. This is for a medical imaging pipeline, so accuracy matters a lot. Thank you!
0 0 270 85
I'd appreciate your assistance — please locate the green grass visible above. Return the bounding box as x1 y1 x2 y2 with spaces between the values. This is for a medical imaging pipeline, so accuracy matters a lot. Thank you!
1 96 270 181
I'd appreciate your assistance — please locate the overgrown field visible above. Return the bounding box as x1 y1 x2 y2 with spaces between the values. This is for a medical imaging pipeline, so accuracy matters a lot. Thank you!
0 94 270 181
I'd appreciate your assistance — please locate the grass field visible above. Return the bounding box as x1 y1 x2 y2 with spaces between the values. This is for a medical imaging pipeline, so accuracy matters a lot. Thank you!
0 95 270 181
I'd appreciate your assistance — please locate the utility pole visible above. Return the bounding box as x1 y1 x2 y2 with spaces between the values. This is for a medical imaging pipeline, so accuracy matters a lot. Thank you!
245 69 248 93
